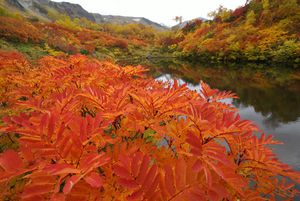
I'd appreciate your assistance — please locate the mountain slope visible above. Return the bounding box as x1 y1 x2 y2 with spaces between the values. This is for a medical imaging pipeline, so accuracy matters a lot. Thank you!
48 1 95 21
99 15 167 30
1 0 167 30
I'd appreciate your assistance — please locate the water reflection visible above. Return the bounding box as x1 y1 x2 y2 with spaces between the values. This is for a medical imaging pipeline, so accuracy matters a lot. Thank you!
119 58 300 170
143 59 300 125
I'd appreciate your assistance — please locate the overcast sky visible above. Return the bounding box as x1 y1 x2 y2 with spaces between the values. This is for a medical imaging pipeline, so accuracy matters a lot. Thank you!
52 0 246 26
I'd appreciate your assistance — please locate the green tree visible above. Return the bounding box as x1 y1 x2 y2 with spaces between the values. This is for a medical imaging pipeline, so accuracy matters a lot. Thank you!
262 0 270 10
246 10 256 25
208 5 232 22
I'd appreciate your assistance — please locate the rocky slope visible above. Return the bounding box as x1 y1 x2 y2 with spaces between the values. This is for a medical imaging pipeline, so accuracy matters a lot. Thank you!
2 0 167 29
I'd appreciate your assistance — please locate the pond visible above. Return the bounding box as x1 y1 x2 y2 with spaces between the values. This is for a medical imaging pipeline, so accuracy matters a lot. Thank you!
118 58 300 174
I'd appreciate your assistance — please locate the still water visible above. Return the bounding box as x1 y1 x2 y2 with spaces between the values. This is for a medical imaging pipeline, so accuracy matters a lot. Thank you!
119 58 300 172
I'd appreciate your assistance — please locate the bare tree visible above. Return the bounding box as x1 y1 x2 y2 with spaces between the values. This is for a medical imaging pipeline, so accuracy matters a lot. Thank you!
174 16 183 24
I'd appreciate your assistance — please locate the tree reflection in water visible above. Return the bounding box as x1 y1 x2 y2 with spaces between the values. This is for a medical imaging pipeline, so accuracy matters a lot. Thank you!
142 59 300 125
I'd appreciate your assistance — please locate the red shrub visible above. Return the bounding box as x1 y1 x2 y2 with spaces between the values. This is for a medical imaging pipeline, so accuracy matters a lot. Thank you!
0 54 299 200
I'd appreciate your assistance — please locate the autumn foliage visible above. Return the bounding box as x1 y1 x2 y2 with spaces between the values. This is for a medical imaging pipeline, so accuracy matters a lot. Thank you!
0 15 158 56
162 0 300 64
0 51 300 201
0 16 43 43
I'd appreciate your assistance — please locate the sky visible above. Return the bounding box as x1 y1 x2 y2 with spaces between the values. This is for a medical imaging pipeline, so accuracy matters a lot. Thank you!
52 0 246 27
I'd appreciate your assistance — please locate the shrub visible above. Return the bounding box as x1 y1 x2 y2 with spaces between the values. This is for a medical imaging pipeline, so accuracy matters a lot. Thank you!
0 53 299 200
0 16 43 43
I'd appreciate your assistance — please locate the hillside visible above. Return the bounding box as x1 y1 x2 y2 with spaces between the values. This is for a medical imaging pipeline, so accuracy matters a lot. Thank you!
0 7 166 62
161 0 300 64
0 0 167 30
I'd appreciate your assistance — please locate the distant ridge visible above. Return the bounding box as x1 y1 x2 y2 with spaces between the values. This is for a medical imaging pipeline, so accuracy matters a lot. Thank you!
97 14 167 30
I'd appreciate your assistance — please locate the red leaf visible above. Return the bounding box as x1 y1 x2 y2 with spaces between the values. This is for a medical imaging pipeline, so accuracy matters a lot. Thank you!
84 172 103 188
136 155 150 183
43 164 80 175
80 153 110 171
192 160 203 172
144 175 160 199
22 184 54 199
127 189 143 200
114 164 132 180
142 164 157 191
131 152 142 177
203 167 212 187
0 150 23 172
175 158 186 190
117 178 138 188
186 133 202 148
63 175 81 194
208 189 219 201
164 164 176 196
47 112 56 140
50 193 65 201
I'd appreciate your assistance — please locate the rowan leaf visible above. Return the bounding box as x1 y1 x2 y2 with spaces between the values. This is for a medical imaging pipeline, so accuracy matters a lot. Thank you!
83 172 103 188
0 150 23 172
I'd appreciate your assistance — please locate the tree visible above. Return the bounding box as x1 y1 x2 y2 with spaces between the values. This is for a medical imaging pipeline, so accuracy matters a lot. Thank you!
208 5 232 22
174 16 183 24
262 0 270 10
246 10 256 25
